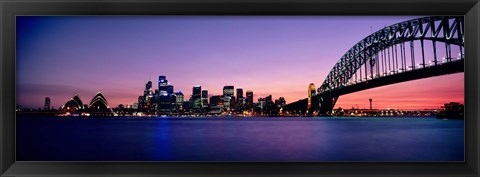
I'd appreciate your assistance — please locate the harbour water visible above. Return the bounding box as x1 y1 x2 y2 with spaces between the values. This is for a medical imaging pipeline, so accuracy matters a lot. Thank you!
16 116 464 161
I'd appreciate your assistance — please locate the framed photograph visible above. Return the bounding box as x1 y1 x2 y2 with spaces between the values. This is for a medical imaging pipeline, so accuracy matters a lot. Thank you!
1 0 479 176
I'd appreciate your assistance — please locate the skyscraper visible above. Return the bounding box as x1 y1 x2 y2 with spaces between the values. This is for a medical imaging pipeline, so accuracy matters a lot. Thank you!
236 88 244 111
246 90 253 109
44 97 51 110
158 75 173 95
236 88 243 99
223 86 234 97
191 86 202 111
142 81 154 111
209 95 223 114
158 75 167 87
175 91 184 106
201 90 208 108
144 81 153 99
193 86 201 99
222 86 234 111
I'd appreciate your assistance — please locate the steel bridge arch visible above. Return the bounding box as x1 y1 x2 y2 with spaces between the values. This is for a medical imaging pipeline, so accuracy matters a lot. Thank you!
318 16 464 94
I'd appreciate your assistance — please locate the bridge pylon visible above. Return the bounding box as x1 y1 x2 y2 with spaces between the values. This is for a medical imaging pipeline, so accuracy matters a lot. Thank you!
317 93 338 116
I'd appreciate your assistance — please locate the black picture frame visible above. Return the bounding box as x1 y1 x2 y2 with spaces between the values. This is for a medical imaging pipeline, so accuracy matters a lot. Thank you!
1 0 479 176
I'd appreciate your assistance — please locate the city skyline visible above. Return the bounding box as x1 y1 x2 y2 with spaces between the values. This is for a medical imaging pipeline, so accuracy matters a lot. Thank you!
16 16 464 109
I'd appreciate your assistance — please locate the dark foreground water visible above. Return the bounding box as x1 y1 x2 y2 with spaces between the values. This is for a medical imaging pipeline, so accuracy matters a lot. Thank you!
16 116 464 161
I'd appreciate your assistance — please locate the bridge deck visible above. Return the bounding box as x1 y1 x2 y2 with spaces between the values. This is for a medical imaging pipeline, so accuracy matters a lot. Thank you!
329 59 464 96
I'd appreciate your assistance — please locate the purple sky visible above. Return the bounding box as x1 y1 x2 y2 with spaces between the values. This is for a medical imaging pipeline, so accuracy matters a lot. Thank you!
16 16 464 109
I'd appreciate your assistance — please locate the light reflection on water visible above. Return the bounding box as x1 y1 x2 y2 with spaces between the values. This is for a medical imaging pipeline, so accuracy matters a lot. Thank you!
16 116 464 161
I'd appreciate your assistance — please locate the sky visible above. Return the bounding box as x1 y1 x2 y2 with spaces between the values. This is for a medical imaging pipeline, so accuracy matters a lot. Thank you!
16 16 464 110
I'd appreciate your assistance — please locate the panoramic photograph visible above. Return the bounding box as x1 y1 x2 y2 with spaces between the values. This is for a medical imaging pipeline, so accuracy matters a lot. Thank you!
16 16 464 161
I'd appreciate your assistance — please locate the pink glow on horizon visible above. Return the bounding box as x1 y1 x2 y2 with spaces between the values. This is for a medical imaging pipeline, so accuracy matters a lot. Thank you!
335 73 464 110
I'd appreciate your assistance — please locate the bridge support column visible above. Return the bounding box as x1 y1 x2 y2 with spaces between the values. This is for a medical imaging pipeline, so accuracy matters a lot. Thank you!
317 94 338 116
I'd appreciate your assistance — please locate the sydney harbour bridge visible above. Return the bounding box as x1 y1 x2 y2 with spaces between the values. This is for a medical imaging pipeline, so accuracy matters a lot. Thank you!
288 16 465 115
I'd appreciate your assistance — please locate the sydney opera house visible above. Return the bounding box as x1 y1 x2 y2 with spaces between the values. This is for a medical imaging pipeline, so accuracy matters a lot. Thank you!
60 92 114 116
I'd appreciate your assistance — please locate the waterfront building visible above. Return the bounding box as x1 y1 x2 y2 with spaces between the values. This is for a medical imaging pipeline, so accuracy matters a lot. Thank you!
158 75 167 87
62 94 84 112
145 81 153 98
258 97 266 113
201 90 208 105
236 88 244 111
223 86 234 97
158 76 174 96
245 90 254 109
142 80 154 112
88 92 114 116
308 83 316 110
201 90 209 112
175 91 184 108
209 95 223 114
236 88 243 99
158 93 175 115
222 86 234 112
89 92 110 110
182 100 191 112
276 97 286 107
191 86 202 112
265 95 273 105
138 96 145 110
44 97 51 110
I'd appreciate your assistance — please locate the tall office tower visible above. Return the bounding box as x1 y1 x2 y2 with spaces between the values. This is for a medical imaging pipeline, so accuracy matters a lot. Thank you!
193 86 201 99
308 83 316 110
175 91 184 106
158 75 171 95
158 75 168 87
144 81 154 101
236 88 243 99
222 86 234 111
258 97 266 110
201 90 208 108
223 86 234 97
246 90 253 109
209 95 224 114
165 85 174 95
236 88 243 108
44 97 51 110
138 96 145 109
191 86 202 111
146 81 153 90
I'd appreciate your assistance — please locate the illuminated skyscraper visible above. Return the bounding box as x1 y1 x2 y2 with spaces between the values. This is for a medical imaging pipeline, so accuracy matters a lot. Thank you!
201 90 208 108
175 91 184 106
308 83 316 110
223 86 234 97
191 86 202 111
144 81 153 100
158 75 167 87
209 95 223 114
158 75 173 95
222 86 234 111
